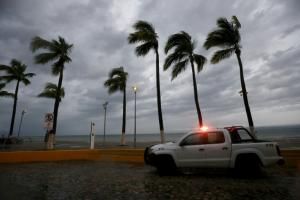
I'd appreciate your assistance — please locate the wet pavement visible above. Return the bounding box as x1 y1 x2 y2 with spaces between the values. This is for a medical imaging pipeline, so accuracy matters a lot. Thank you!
0 161 299 200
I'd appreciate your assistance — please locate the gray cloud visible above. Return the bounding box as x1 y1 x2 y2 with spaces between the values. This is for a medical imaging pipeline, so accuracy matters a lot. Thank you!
1 0 299 137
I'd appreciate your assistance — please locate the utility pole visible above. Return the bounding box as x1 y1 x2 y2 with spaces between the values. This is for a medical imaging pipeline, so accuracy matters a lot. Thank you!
17 110 26 138
103 101 108 145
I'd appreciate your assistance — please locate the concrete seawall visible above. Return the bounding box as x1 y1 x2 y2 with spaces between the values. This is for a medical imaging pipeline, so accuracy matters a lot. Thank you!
0 149 299 168
0 149 144 165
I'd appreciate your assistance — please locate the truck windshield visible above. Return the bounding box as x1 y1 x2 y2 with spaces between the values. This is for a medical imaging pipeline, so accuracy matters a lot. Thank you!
180 131 225 146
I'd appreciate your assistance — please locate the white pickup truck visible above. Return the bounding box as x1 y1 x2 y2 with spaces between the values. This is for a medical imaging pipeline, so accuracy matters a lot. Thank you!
144 126 284 174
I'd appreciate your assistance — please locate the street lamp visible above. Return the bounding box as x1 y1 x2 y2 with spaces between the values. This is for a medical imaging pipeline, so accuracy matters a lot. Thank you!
103 101 108 145
17 110 26 138
132 86 137 148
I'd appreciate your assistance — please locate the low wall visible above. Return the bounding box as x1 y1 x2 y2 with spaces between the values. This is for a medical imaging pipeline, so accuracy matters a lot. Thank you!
0 149 299 168
0 149 144 164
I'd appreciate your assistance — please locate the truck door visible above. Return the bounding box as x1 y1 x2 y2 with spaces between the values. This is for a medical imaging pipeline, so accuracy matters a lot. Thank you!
176 133 206 167
201 131 231 168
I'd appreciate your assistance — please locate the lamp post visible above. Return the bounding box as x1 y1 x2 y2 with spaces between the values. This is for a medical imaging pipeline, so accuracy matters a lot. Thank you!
17 110 26 138
103 101 108 145
133 86 137 148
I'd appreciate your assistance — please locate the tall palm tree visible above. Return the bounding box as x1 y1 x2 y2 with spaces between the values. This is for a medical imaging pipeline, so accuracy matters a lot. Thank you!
38 82 65 101
0 59 35 136
104 67 128 145
164 31 207 127
128 20 165 143
0 83 14 97
31 36 73 135
203 16 255 134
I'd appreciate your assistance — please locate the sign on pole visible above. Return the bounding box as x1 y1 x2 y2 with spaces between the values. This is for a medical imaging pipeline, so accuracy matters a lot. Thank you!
44 113 53 130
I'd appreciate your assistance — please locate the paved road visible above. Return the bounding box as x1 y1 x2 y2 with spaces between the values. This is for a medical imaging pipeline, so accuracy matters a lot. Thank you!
0 161 299 200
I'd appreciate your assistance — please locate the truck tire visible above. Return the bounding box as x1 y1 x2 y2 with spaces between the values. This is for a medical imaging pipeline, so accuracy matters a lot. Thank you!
144 147 150 164
235 154 262 176
155 155 177 175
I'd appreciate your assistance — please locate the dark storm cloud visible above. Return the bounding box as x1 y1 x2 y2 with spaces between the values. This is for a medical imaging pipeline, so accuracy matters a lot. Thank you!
1 0 299 136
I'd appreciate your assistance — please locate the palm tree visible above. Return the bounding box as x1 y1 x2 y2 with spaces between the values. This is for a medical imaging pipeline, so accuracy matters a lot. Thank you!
203 16 255 134
164 31 207 127
31 36 73 135
0 83 14 97
128 20 165 143
104 67 128 145
0 59 35 136
38 82 65 101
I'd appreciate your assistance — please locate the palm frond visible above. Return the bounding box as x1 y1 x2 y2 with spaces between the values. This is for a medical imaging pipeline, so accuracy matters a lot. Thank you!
31 36 73 74
128 20 157 56
216 18 235 33
165 31 192 54
0 59 34 86
0 64 11 73
44 82 58 90
24 73 36 78
0 91 14 97
0 75 16 83
232 16 241 29
34 52 59 64
193 54 207 72
0 83 14 97
163 52 188 71
204 30 235 49
109 67 126 79
104 67 128 95
128 32 156 44
21 78 31 86
10 59 22 67
133 20 156 34
38 82 65 101
171 59 189 80
135 42 154 56
51 64 62 76
204 17 241 50
211 48 235 64
38 91 56 99
108 83 120 94
0 83 5 90
30 36 56 52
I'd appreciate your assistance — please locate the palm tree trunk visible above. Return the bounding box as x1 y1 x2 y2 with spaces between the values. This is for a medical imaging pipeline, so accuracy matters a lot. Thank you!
52 67 64 135
8 80 20 136
235 48 255 135
155 48 165 143
190 58 203 127
121 85 126 145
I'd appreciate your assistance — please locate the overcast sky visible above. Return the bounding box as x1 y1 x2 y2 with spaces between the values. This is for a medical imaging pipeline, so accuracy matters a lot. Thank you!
0 0 299 137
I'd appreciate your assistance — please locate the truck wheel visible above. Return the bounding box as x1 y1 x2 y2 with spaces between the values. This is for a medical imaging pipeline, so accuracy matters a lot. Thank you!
156 155 177 176
144 147 150 164
235 154 262 176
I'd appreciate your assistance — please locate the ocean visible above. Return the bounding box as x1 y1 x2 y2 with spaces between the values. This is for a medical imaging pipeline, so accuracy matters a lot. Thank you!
15 125 299 150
